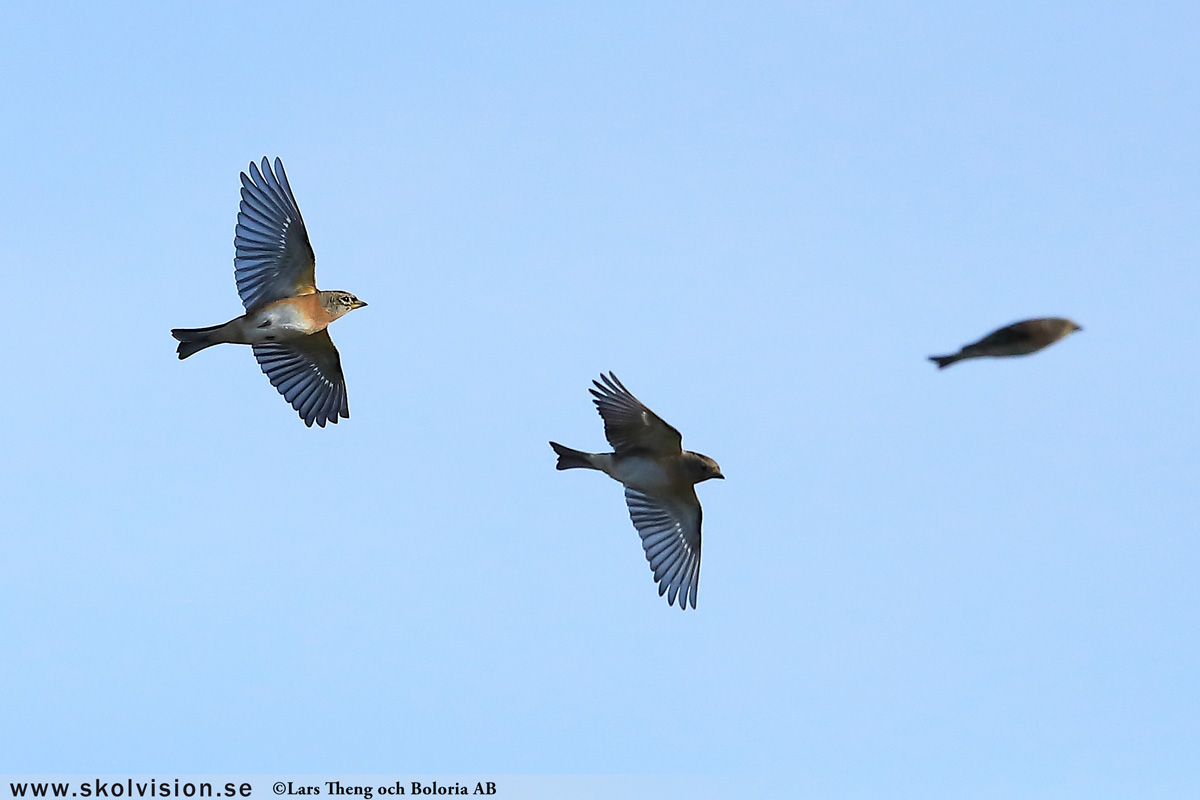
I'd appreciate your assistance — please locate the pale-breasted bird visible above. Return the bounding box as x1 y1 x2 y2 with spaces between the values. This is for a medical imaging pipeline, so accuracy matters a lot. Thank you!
171 158 366 427
929 317 1082 369
550 372 723 610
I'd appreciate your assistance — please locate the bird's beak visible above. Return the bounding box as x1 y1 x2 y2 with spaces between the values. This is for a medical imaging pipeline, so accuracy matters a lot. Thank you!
1074 324 1083 332
353 300 368 309
714 473 725 480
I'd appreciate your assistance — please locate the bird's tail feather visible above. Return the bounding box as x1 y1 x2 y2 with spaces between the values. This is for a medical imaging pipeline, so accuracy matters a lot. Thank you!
172 324 226 360
929 354 962 369
549 442 596 470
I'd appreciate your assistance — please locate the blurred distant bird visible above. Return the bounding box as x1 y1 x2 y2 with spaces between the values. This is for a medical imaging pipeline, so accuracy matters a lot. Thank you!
929 317 1082 369
171 158 366 427
550 373 723 610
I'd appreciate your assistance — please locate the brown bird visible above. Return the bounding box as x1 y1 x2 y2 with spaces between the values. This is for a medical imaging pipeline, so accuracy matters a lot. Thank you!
171 158 366 426
930 317 1082 369
550 373 723 610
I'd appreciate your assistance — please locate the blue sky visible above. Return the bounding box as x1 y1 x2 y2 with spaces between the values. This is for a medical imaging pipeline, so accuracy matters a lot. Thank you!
2 1 1198 796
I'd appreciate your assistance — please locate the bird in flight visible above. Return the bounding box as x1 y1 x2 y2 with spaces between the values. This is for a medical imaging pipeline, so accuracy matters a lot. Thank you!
550 372 724 610
929 317 1081 369
172 158 366 426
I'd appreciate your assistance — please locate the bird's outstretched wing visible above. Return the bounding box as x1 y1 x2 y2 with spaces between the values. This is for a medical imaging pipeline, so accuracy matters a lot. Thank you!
234 157 317 311
590 372 682 456
252 330 348 427
624 487 702 610
972 321 1036 350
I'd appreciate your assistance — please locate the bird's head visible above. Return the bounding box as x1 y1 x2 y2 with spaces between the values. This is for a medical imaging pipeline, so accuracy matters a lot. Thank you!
321 291 368 319
687 452 725 483
1053 318 1083 340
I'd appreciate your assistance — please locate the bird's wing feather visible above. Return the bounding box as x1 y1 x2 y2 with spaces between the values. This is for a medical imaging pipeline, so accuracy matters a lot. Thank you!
973 321 1035 349
234 157 317 311
624 487 702 610
590 372 683 456
252 330 348 427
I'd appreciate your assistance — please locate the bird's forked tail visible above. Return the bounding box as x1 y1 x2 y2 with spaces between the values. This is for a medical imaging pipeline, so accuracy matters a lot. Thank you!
549 442 596 470
928 353 963 370
171 323 227 360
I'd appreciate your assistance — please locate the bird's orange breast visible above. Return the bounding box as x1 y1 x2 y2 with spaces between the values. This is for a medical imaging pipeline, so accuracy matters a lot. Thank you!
260 293 335 333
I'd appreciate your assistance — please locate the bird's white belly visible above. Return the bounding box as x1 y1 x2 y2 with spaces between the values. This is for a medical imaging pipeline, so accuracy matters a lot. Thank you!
609 456 672 492
243 304 315 343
